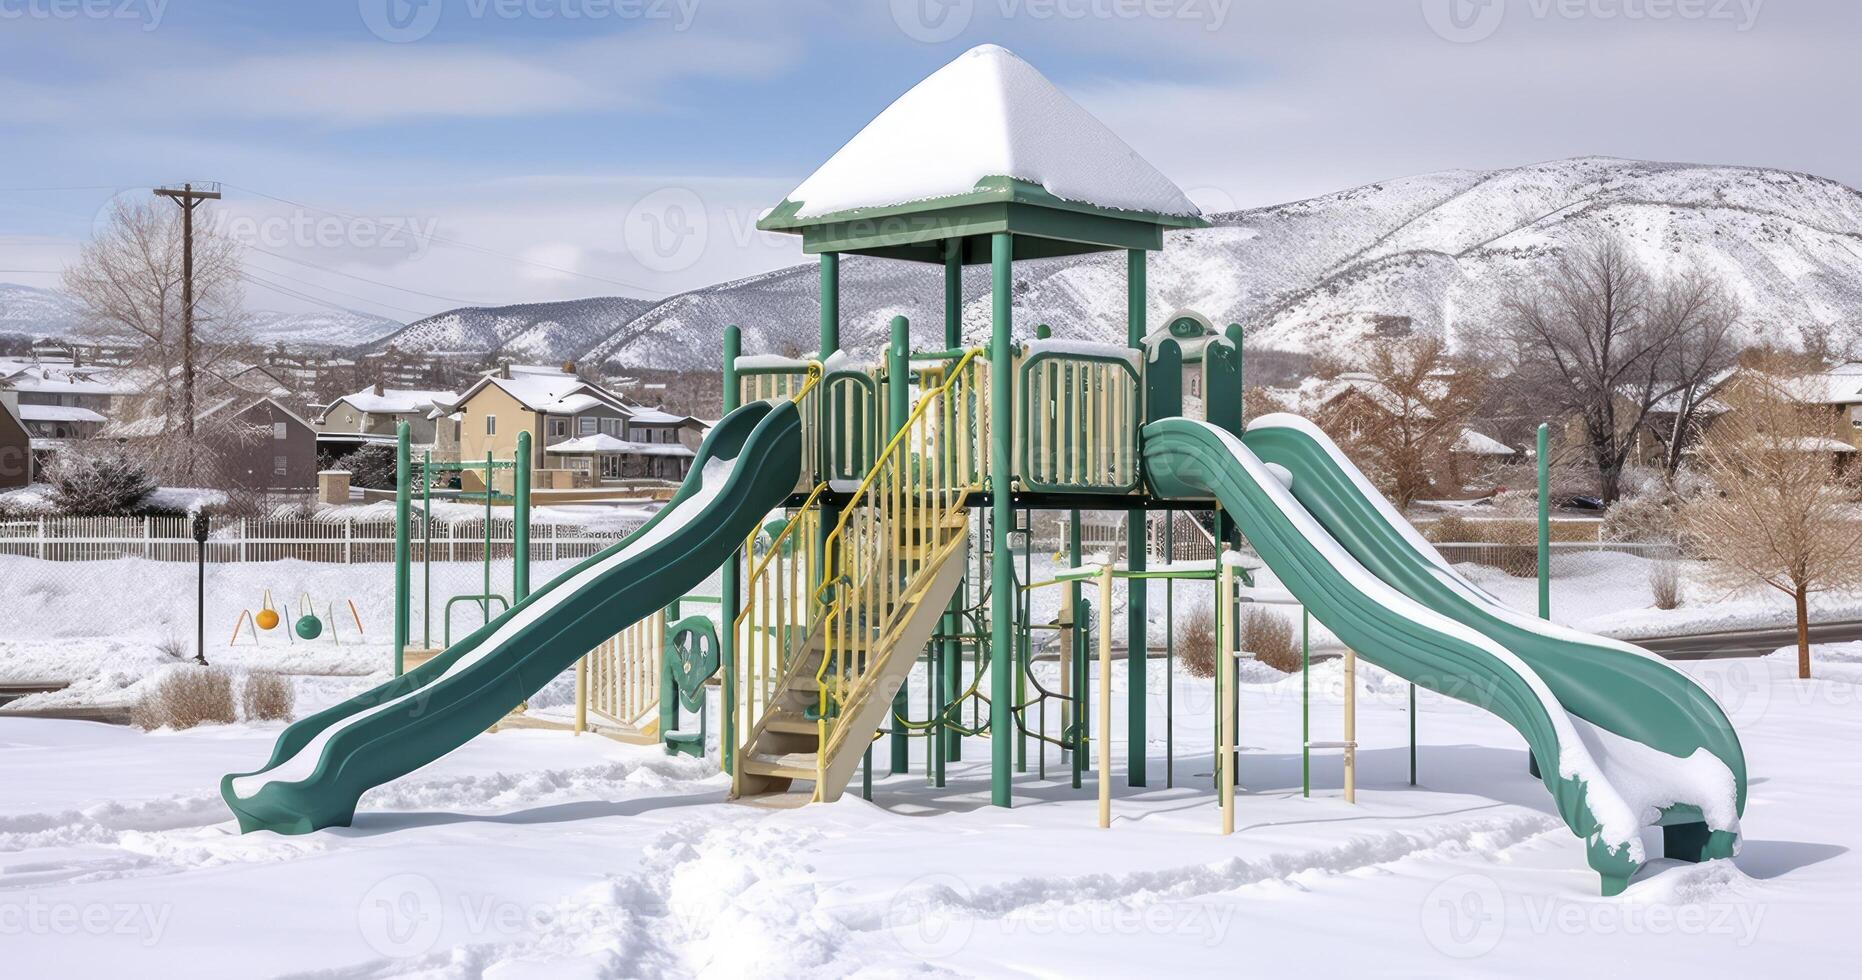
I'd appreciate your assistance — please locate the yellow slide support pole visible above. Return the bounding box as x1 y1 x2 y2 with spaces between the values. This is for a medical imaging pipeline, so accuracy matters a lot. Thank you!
1097 564 1114 829
1219 560 1235 835
1344 645 1357 805
574 655 588 735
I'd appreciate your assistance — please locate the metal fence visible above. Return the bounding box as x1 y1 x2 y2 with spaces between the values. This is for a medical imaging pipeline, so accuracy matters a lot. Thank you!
0 516 647 564
1433 540 1681 578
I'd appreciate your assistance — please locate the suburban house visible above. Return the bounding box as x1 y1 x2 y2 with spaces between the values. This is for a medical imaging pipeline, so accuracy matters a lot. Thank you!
312 384 458 464
0 389 30 488
104 395 319 494
0 358 134 448
442 363 705 487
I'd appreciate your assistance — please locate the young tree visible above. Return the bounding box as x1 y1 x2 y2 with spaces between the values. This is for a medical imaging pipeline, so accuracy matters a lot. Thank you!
1684 364 1862 678
62 197 247 479
1502 233 1738 500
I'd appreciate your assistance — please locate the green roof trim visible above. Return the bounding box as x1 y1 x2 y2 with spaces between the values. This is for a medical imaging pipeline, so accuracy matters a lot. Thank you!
758 176 1206 264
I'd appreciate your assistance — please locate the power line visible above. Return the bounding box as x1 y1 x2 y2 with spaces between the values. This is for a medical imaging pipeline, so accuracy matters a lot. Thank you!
239 270 430 321
240 265 433 319
214 180 670 297
234 241 483 306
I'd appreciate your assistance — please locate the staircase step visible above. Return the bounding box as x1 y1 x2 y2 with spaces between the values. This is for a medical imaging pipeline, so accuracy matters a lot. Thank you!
743 753 819 781
764 715 821 736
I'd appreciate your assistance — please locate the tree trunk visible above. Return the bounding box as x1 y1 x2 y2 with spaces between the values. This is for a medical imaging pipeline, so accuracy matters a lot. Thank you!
1795 587 1811 679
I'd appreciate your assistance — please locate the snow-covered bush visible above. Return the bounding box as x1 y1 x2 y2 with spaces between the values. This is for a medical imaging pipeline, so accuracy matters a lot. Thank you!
1180 606 1216 679
1601 491 1685 545
1487 520 1539 577
45 446 156 515
334 444 397 490
1649 561 1682 610
1423 514 1476 543
241 672 295 722
1241 606 1300 673
131 667 236 731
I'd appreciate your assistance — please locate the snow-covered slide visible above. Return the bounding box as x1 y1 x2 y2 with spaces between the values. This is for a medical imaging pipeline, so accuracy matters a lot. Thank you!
1241 416 1745 857
222 400 804 835
1144 418 1743 895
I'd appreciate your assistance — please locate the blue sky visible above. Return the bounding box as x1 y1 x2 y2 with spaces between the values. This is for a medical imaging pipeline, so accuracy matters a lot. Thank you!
2 0 1856 322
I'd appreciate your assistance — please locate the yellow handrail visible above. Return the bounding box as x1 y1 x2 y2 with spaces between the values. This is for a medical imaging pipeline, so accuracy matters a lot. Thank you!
805 349 988 790
811 346 986 606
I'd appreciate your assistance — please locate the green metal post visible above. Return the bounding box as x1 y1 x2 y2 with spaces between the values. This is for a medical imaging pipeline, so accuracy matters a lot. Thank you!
989 231 1015 807
394 422 410 676
422 450 431 650
721 325 742 774
483 450 493 626
888 315 911 775
941 238 964 767
514 431 531 603
820 252 840 357
1537 422 1551 620
1301 608 1310 798
1164 509 1175 789
1409 683 1418 786
1069 508 1084 790
1126 248 1147 786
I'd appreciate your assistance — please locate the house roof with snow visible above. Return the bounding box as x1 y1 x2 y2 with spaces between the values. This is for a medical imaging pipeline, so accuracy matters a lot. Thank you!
1452 429 1516 456
324 386 458 418
103 395 312 440
758 44 1204 264
18 404 106 424
445 372 627 417
545 433 695 458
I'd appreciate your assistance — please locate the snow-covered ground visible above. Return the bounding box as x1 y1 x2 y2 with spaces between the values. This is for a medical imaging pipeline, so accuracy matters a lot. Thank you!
1 644 1854 976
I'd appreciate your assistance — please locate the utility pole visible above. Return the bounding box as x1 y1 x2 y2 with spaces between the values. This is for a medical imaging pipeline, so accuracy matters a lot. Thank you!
154 182 222 477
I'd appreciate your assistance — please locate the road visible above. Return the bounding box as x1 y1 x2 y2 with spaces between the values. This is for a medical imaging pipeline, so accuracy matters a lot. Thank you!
1628 619 1862 660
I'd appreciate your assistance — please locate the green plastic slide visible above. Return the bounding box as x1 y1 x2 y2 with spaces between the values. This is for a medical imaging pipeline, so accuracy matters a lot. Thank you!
1145 417 1744 895
222 400 804 835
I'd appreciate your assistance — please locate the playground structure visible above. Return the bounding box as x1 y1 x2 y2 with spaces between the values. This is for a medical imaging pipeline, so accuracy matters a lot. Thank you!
221 45 1746 896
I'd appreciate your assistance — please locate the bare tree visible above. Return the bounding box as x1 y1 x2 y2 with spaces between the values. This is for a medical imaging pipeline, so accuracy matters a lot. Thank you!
63 198 247 479
1684 362 1862 678
1651 271 1741 480
1311 337 1484 510
1502 234 1739 500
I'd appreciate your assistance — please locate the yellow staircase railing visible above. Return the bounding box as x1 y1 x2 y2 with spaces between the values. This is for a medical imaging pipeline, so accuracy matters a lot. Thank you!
731 349 989 800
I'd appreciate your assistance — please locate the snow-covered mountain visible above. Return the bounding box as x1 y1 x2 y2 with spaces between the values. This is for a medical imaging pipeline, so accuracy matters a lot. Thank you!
244 309 401 349
434 158 1862 371
0 283 83 339
0 283 401 349
370 296 658 362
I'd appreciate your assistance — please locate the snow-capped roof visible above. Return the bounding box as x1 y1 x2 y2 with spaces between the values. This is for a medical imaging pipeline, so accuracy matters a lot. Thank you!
1452 428 1515 456
329 387 456 416
18 404 106 424
541 393 608 416
546 434 695 457
453 373 623 415
778 45 1200 221
626 408 699 426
